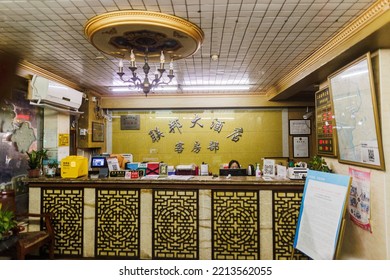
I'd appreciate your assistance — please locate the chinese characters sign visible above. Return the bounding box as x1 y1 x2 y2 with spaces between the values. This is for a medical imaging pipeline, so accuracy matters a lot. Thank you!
149 127 164 143
315 87 336 156
146 114 244 153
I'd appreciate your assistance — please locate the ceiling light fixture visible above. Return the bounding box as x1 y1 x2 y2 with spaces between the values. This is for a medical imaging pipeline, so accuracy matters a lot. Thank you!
117 49 175 95
84 10 204 96
110 86 178 92
182 85 250 91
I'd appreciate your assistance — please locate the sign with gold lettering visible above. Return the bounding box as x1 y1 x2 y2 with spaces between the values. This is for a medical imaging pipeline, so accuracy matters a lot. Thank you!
315 87 336 157
121 115 140 130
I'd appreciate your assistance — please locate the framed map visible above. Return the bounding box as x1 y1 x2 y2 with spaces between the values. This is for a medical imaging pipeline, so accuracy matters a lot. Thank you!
329 53 384 170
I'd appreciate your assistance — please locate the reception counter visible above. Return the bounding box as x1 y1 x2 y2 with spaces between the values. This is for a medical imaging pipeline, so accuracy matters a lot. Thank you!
26 175 307 260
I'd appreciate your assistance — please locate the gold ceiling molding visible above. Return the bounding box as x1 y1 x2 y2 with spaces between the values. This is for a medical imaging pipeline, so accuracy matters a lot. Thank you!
18 60 83 91
84 10 204 62
268 0 390 99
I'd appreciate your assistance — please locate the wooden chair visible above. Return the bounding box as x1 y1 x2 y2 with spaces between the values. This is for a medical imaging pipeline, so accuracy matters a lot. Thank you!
0 190 55 260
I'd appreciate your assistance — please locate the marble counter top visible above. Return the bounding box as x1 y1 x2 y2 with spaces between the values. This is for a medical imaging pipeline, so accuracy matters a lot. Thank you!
26 175 305 190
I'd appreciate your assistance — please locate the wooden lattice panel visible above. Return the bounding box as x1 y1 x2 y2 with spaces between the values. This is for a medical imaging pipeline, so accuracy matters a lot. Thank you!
212 190 259 260
153 189 198 259
273 190 308 260
95 189 140 258
41 188 83 257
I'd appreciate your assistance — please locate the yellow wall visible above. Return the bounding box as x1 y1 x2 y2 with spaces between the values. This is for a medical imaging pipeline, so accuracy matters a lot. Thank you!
111 109 284 174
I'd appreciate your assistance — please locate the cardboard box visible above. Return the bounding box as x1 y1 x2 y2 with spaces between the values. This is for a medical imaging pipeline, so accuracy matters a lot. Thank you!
61 156 88 178
146 162 160 175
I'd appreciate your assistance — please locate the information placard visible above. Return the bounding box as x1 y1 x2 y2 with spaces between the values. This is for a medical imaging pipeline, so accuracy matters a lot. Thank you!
293 136 309 158
294 170 351 260
315 87 336 156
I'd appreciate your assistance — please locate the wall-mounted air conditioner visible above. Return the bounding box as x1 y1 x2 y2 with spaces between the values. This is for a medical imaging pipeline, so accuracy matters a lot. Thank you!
28 75 84 115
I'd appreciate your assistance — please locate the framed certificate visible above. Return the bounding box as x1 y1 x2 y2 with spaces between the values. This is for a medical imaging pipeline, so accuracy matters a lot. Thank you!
289 119 311 135
293 136 309 158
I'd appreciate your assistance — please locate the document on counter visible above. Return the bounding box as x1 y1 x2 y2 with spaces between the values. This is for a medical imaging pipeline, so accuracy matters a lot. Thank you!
167 175 194 180
262 176 273 181
140 175 194 180
141 175 160 180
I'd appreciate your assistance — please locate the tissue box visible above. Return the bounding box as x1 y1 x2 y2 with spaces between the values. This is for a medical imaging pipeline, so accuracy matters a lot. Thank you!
125 162 139 170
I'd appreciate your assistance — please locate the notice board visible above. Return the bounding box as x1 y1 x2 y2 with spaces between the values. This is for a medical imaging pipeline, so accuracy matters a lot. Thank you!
315 87 337 157
293 170 351 260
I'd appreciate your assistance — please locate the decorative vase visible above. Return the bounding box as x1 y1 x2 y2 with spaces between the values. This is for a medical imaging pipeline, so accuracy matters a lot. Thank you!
0 234 18 253
46 167 56 178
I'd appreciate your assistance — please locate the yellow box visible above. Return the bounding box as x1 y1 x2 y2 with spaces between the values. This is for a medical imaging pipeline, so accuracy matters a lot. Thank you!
61 156 88 178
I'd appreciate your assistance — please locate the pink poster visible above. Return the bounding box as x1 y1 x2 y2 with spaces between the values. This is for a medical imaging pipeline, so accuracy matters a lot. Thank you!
348 167 372 232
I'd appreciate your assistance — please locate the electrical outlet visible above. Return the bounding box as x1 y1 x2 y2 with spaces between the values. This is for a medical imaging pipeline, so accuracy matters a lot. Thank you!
79 128 87 136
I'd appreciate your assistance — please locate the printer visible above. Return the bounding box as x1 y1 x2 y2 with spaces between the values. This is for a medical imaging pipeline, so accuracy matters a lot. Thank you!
287 167 308 180
176 164 197 175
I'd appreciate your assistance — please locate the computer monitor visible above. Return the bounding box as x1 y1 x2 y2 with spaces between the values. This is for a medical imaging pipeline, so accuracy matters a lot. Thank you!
219 168 247 176
90 156 109 178
90 156 108 168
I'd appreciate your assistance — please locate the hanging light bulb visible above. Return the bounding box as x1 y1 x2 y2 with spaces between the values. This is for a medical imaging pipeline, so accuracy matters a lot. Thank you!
130 49 136 68
160 50 165 69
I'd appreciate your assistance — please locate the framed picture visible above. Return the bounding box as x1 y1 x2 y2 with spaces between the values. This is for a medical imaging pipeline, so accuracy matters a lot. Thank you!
92 122 104 142
315 87 337 157
293 136 309 158
329 53 385 170
289 119 311 135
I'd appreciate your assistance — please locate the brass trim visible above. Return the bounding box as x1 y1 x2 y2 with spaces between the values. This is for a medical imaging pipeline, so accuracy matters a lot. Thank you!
268 0 390 99
84 10 204 59
18 60 83 91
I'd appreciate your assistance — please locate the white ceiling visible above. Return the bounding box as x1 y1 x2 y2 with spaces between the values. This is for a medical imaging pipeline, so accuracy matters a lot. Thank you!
0 0 378 98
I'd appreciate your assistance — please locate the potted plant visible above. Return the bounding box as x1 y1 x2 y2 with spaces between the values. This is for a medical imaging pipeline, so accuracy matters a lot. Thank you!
45 160 58 178
26 149 47 178
308 155 332 173
0 203 17 240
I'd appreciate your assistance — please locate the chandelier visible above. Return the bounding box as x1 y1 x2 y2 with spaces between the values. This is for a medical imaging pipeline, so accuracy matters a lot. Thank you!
84 10 204 96
117 49 174 96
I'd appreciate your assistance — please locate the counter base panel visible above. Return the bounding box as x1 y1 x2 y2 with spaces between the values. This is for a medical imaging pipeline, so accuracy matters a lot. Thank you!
28 179 307 260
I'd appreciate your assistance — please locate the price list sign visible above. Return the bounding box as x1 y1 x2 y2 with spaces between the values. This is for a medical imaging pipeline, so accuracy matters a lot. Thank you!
315 87 336 156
